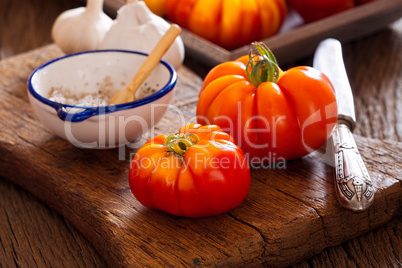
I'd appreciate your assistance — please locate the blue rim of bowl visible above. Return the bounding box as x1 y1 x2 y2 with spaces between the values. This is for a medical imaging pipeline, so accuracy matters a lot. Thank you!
27 49 177 123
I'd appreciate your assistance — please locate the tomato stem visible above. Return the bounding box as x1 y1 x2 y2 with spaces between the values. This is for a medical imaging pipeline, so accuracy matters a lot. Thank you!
246 42 280 87
164 133 199 156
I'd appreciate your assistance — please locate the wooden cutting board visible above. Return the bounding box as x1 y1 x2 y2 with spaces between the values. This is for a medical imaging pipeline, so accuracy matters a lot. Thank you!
0 45 400 267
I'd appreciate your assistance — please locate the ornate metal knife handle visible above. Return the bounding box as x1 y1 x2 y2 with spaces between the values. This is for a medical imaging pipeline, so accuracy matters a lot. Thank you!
332 124 374 212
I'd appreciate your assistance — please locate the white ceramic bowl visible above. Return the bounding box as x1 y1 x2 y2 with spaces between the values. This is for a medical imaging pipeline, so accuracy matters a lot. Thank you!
27 50 177 149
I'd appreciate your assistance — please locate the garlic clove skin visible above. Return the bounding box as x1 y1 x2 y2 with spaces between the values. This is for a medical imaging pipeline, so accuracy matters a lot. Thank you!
52 0 113 54
99 1 185 70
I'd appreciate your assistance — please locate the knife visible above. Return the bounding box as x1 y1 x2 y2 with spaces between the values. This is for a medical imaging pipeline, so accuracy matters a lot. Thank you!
313 38 374 212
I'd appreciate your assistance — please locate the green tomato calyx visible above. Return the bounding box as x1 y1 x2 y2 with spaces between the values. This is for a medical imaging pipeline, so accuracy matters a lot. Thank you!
164 133 199 156
246 42 280 87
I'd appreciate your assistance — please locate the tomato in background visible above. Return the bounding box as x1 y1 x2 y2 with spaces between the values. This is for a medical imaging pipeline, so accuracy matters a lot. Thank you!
165 0 287 50
288 0 355 23
142 0 167 17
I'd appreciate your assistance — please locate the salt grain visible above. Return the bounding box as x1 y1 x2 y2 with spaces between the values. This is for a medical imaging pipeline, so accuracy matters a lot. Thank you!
47 76 158 106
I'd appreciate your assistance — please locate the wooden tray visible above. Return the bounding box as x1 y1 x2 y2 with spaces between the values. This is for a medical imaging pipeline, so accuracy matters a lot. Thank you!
104 0 402 66
0 45 400 267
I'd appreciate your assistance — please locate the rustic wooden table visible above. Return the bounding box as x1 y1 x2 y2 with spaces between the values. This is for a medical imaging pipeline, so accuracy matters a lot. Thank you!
0 0 400 267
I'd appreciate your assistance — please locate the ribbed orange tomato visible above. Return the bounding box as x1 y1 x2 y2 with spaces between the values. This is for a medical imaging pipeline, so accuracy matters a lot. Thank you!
129 124 251 217
196 43 338 163
165 0 287 50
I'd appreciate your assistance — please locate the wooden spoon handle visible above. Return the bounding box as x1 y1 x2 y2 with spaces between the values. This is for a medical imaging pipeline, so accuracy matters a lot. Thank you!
127 24 181 96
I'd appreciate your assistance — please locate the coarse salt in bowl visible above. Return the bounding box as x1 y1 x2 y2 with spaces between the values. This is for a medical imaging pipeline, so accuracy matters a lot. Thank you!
27 50 177 149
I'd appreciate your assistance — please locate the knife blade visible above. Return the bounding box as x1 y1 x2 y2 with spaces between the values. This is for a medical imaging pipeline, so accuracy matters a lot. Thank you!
313 38 374 212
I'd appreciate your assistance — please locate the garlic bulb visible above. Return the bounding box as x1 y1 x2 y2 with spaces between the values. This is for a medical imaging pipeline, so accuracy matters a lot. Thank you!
99 1 185 69
52 0 113 54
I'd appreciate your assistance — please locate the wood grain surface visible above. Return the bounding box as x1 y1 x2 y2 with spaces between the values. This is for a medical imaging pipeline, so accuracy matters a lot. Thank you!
0 0 401 267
